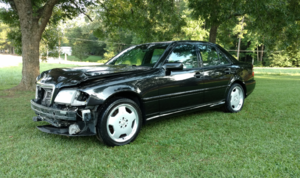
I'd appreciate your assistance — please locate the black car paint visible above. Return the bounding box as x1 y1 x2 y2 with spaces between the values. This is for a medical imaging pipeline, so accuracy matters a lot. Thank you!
31 41 256 137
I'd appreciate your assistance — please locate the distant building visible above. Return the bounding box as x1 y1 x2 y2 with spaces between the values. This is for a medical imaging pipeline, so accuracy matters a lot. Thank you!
61 46 72 55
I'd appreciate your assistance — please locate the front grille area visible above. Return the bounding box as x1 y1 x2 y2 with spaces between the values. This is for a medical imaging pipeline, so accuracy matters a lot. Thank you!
41 88 53 106
31 100 77 121
36 83 55 106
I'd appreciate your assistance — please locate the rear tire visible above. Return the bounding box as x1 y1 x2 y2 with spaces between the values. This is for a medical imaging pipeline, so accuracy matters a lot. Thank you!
224 83 245 113
96 98 142 146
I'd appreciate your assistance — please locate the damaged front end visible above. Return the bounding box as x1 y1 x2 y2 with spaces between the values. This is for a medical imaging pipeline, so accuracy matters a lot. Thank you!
31 82 99 136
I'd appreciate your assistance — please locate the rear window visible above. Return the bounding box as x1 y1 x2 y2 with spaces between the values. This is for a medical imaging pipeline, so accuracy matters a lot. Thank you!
216 45 237 63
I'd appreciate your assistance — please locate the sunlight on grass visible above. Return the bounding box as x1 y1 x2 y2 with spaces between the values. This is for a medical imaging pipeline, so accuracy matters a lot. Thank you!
0 63 78 90
254 68 300 76
1 66 300 177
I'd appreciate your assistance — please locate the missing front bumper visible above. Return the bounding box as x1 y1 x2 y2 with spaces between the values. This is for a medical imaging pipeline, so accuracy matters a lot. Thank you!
31 100 77 121
37 125 95 136
31 100 97 136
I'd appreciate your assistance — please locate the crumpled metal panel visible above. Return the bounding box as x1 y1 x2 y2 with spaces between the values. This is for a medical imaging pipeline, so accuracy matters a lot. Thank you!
36 65 152 89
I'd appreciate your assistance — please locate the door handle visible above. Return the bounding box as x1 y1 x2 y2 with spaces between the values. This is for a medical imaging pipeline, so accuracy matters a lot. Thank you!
225 68 231 74
194 72 202 78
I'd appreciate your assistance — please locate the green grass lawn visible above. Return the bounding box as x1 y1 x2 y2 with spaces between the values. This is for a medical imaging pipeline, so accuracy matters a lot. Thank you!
67 55 107 63
254 67 300 75
0 63 78 90
1 65 300 177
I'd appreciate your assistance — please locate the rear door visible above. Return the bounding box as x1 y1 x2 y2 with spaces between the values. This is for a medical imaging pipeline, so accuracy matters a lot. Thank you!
197 44 234 103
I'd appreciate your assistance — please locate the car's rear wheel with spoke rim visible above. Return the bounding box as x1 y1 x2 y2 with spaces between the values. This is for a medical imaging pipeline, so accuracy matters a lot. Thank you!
224 83 245 113
96 98 142 146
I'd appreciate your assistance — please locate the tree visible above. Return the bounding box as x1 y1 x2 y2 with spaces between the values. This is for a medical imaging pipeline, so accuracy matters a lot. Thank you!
188 0 300 44
188 0 244 43
0 0 94 90
65 18 107 60
178 0 209 41
96 0 185 43
0 22 9 50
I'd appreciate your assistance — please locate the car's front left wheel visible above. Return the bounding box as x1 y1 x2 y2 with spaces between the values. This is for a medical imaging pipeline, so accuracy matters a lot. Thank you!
96 98 142 146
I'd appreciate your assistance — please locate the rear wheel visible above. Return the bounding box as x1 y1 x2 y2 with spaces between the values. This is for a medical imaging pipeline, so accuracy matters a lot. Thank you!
224 83 245 113
96 98 142 146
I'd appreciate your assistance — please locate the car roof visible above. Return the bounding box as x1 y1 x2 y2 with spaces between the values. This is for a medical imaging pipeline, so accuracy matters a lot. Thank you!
139 40 216 46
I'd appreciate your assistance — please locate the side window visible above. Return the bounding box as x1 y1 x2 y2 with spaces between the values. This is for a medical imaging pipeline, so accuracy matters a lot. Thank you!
166 44 198 69
198 45 219 66
150 49 165 64
114 48 145 66
218 51 230 65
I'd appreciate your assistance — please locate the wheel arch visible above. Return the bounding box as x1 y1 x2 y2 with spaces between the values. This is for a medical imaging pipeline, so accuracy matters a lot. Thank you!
102 91 146 125
225 79 247 99
232 80 247 98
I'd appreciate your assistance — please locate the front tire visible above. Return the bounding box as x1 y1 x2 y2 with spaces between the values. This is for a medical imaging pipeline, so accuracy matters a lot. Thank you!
224 83 245 113
96 98 142 146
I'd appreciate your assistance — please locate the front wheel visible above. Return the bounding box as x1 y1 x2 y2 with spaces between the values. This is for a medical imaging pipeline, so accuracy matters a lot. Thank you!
224 83 245 113
96 98 142 146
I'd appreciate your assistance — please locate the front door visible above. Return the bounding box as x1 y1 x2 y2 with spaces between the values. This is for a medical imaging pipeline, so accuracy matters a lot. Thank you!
158 43 204 113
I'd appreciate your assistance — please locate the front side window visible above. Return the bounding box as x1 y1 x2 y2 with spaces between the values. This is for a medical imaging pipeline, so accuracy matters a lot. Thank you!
106 44 169 67
150 49 166 64
166 44 198 69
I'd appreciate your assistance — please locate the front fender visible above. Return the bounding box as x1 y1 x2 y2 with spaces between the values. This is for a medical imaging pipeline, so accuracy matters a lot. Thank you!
83 85 141 106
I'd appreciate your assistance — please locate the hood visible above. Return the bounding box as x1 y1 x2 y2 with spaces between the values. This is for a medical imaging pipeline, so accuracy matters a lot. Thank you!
37 65 152 88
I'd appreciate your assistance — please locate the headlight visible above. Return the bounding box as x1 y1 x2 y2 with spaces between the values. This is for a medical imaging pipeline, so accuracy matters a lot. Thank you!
54 89 89 106
54 89 77 105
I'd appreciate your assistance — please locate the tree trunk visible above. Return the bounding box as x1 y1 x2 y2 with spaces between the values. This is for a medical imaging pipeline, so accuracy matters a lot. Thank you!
18 27 41 91
237 16 245 60
209 25 219 43
260 45 264 62
257 46 259 62
11 0 58 91
13 1 41 91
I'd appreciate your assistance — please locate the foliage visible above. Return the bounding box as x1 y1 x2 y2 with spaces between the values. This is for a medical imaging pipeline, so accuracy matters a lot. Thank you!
0 22 9 50
72 43 89 61
103 50 116 61
177 0 209 41
189 0 244 27
66 24 106 60
188 0 300 49
67 55 104 63
268 48 300 67
96 0 185 42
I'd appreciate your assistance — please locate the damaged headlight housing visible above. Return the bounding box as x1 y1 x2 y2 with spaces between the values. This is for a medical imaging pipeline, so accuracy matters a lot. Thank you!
54 89 89 106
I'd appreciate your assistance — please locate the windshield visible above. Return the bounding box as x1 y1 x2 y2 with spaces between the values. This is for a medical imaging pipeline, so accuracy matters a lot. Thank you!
106 43 169 67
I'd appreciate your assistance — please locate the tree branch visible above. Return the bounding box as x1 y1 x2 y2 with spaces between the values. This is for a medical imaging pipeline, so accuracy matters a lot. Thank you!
37 0 60 36
227 13 245 20
71 1 93 22
6 0 17 12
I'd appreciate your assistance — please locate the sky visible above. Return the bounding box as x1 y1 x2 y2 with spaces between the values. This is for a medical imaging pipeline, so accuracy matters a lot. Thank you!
0 2 10 9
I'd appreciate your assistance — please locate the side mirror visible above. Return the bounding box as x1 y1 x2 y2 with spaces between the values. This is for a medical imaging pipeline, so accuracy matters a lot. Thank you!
163 63 183 75
163 63 183 71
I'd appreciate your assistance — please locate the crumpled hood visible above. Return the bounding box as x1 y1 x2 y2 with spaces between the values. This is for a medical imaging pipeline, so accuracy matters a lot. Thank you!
37 65 151 88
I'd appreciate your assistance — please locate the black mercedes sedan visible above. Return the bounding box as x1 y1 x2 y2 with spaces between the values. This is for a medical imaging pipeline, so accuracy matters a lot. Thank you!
31 41 256 146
